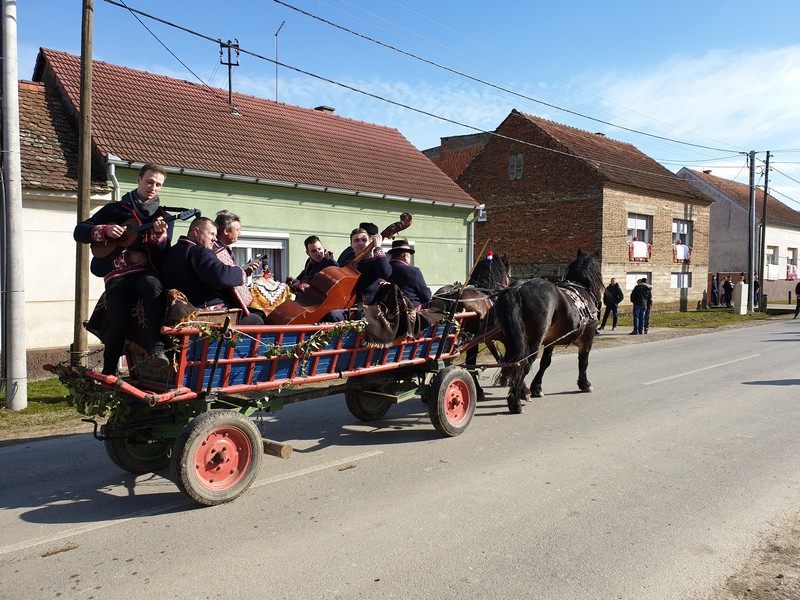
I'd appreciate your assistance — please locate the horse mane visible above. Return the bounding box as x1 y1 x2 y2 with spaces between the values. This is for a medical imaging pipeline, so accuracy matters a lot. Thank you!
564 251 603 300
468 254 511 291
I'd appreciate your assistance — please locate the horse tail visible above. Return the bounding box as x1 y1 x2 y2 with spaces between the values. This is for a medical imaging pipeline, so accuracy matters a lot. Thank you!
495 285 528 389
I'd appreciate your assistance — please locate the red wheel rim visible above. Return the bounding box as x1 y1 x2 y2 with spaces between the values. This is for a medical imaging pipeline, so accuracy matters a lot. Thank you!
444 379 471 425
192 426 252 491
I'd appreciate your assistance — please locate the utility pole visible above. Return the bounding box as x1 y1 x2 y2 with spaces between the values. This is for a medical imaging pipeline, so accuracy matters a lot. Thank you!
73 0 93 368
758 152 770 310
1 0 28 409
219 39 239 108
747 150 756 313
275 21 285 102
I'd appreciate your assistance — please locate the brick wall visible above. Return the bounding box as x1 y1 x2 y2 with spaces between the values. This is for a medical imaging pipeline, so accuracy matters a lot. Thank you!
459 115 604 267
441 112 712 312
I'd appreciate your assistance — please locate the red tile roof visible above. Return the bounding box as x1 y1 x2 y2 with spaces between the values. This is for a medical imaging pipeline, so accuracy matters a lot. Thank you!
34 49 477 208
17 80 109 194
686 168 800 228
516 111 711 203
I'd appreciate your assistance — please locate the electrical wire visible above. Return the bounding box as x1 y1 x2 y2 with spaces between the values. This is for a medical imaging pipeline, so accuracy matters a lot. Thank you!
271 0 742 154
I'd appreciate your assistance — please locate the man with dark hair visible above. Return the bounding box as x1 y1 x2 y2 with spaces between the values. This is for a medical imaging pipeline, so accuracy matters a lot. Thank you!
74 163 172 375
386 239 431 308
337 222 378 265
327 226 391 321
597 277 624 331
161 217 263 325
629 278 652 335
288 235 338 294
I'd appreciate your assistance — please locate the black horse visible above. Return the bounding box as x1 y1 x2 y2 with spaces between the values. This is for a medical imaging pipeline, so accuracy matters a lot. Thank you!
430 254 512 397
495 251 603 414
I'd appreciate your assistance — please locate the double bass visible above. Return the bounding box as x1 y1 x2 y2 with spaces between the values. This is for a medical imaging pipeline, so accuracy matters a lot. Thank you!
265 213 412 325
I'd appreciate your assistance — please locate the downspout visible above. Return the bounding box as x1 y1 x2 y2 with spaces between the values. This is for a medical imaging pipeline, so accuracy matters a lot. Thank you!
107 162 121 201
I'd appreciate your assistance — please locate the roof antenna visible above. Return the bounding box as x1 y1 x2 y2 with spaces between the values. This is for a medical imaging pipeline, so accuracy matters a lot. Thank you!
275 21 285 102
219 38 240 114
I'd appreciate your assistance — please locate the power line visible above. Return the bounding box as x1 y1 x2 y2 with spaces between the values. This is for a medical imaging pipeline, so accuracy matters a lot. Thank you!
271 0 743 155
114 0 210 87
105 0 731 187
333 0 740 155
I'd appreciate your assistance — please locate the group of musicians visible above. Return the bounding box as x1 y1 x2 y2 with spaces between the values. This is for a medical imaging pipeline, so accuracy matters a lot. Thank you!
76 163 431 377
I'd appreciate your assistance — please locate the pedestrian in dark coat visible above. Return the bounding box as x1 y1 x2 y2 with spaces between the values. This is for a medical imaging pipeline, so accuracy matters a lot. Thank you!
597 278 624 331
630 278 652 335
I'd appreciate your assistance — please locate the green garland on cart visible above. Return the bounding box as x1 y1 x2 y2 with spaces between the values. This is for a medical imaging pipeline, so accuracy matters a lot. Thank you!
48 360 125 417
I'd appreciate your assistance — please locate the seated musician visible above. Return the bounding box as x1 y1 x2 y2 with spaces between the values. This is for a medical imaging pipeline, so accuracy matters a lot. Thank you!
73 162 172 376
337 221 377 265
213 210 260 313
328 226 392 321
287 235 338 294
386 239 432 309
161 217 263 325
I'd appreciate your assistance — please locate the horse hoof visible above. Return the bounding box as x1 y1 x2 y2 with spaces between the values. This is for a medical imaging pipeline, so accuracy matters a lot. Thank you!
580 385 593 393
507 398 524 414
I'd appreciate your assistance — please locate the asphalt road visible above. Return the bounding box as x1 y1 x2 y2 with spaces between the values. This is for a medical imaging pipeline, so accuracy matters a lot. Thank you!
1 319 799 600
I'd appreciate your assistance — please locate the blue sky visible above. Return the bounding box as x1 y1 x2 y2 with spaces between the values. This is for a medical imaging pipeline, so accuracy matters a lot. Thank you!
15 0 800 206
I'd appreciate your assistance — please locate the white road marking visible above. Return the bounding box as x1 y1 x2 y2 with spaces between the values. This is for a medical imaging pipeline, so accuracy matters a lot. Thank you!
0 450 383 556
643 354 762 385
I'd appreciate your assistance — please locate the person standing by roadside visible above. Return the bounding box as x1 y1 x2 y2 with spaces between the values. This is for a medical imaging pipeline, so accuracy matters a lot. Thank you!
630 278 652 335
711 274 719 307
722 276 734 308
644 280 654 334
597 277 624 332
795 280 800 319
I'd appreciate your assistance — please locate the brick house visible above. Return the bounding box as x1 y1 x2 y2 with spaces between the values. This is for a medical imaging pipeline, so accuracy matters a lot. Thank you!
425 110 714 312
10 49 479 377
678 168 800 302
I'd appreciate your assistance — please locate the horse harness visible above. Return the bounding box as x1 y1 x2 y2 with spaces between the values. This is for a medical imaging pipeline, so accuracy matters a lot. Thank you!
557 282 598 322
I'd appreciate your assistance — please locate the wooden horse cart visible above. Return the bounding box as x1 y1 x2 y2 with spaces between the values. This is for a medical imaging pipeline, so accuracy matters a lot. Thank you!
46 310 485 506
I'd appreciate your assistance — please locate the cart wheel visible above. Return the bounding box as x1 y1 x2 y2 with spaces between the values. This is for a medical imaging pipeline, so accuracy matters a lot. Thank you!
428 366 476 437
104 415 171 474
345 389 393 422
171 410 263 506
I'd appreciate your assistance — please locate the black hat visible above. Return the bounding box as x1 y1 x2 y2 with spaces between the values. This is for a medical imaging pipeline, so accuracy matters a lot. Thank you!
388 239 414 255
359 222 379 236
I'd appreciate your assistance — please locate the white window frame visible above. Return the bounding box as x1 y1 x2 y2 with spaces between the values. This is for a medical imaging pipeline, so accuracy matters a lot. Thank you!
787 248 798 266
672 219 692 245
627 213 652 243
766 245 779 265
626 272 650 290
670 272 692 289
231 231 289 281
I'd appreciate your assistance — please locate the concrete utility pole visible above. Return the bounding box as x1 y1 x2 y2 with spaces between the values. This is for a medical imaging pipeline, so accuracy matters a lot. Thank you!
72 0 93 367
758 152 770 308
747 150 756 313
1 0 28 409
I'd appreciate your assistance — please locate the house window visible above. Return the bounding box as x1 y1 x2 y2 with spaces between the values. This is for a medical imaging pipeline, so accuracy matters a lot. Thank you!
626 272 650 289
232 232 288 282
672 219 692 245
670 272 692 289
788 248 797 266
627 213 652 243
508 152 523 180
766 246 779 265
